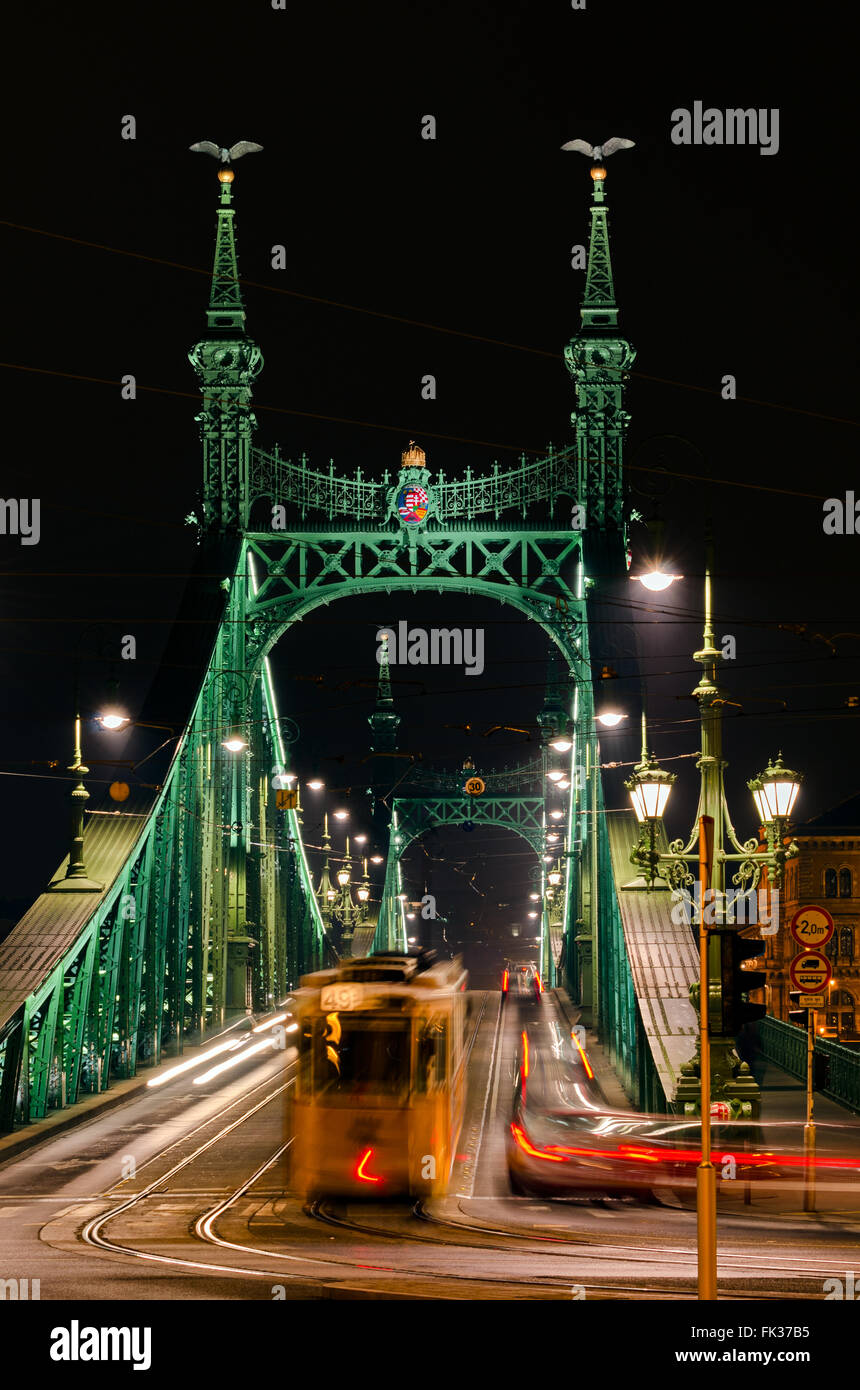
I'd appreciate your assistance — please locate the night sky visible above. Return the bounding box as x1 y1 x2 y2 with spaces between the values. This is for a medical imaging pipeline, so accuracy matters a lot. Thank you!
1 2 856 941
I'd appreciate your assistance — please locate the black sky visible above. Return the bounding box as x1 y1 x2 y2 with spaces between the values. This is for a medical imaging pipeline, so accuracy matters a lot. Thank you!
1 2 857 930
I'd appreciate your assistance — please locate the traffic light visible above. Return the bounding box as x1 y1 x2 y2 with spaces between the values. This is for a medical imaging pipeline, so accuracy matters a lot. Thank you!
719 930 767 1034
788 991 809 1030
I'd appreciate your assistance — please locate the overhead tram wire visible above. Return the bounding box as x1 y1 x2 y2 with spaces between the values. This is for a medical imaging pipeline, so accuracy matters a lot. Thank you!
1 215 856 432
0 355 847 507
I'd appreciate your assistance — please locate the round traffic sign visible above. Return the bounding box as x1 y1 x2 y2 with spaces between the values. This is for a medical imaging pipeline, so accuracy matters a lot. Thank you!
789 950 832 993
789 904 835 949
464 776 486 796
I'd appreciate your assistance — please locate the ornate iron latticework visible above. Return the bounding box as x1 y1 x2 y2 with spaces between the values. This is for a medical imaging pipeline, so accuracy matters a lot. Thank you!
0 152 643 1128
249 443 581 527
189 169 263 534
564 166 635 553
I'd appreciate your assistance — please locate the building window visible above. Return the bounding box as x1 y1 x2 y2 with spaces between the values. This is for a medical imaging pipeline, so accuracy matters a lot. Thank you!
840 927 854 960
840 868 853 898
825 935 837 958
825 868 838 898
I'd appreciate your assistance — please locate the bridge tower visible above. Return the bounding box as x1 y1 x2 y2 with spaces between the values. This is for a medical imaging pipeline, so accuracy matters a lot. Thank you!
565 162 636 575
189 167 263 536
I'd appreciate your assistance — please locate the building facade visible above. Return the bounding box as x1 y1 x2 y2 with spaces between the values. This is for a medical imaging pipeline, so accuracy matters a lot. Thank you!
765 794 860 1040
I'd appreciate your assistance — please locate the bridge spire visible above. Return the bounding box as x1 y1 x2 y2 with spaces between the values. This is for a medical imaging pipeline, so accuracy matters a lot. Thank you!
368 630 401 752
189 166 263 535
564 159 636 570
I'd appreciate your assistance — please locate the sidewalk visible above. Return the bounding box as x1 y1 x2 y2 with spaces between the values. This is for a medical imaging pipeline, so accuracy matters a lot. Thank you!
0 1016 259 1168
755 1055 859 1125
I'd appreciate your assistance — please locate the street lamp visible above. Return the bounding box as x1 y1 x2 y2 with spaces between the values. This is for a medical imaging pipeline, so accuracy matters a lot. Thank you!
596 710 626 728
222 735 247 753
626 724 677 819
549 737 573 753
98 713 128 731
627 562 804 1304
632 568 683 592
48 711 104 894
748 752 802 823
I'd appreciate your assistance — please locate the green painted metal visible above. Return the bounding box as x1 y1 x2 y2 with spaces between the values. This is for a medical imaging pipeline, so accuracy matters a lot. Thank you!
758 1015 860 1112
0 160 641 1128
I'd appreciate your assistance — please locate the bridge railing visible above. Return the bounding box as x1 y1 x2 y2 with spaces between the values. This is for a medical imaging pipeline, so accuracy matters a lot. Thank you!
758 1015 860 1112
248 444 580 525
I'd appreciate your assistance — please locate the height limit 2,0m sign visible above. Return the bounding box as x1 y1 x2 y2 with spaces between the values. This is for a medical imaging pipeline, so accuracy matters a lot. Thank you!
789 905 835 949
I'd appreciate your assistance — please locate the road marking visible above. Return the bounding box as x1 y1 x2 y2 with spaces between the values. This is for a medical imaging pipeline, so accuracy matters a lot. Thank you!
467 993 503 1199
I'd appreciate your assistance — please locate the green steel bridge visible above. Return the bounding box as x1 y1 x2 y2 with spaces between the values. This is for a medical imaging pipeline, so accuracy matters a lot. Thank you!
0 158 702 1132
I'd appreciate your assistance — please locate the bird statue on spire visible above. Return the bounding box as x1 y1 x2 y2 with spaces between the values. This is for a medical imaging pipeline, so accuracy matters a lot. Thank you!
189 140 264 165
561 137 635 160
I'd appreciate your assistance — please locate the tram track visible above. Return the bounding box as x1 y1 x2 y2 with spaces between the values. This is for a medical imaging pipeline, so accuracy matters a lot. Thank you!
52 993 857 1300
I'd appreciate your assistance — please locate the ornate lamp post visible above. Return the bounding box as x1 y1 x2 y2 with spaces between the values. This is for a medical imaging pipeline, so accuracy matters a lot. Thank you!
48 712 104 893
627 571 803 1118
627 574 802 904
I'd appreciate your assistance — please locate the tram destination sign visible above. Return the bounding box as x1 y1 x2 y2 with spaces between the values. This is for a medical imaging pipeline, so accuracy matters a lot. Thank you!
789 904 835 949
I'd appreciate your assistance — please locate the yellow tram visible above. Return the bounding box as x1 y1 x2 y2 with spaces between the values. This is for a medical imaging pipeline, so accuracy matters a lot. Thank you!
287 948 468 1200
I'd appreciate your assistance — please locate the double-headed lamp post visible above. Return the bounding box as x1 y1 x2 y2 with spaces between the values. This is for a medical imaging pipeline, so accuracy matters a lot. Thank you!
625 570 803 1113
624 571 802 1300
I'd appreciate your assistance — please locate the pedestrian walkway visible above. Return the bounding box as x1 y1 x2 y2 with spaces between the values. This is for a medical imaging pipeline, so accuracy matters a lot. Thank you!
756 1056 859 1124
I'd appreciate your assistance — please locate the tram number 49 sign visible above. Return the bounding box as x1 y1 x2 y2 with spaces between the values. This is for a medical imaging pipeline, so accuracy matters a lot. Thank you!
789 950 832 993
789 904 835 949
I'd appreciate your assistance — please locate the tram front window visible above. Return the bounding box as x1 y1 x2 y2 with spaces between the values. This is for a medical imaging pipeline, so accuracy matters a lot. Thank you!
315 1014 411 1097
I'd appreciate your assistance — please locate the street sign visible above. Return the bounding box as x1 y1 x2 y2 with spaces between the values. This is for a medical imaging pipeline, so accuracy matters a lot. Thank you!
798 994 825 1007
276 788 298 809
464 776 486 796
789 904 835 949
789 950 832 993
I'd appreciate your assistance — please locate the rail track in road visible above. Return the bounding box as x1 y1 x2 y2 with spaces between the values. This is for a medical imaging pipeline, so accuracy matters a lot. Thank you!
34 995 858 1300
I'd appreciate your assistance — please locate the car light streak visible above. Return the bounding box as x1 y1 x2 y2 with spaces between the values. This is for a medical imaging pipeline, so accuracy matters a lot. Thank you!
193 1036 278 1084
572 1034 595 1078
252 1012 289 1033
146 1035 248 1087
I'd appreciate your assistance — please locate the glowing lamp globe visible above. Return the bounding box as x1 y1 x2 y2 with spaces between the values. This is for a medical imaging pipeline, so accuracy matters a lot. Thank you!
99 713 129 731
634 570 683 592
624 750 676 823
748 753 802 824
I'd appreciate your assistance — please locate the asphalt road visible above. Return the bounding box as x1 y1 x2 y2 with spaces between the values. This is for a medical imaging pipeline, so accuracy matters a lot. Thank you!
1 993 859 1300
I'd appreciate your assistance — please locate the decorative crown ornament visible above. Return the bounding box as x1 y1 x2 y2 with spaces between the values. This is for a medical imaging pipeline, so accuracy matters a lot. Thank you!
388 440 433 527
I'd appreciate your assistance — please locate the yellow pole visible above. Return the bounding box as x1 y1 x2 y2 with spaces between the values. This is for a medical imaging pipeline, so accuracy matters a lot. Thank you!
697 815 717 1299
803 1006 816 1212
